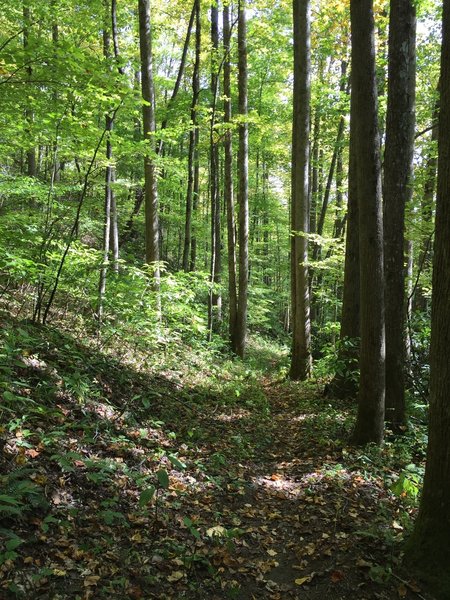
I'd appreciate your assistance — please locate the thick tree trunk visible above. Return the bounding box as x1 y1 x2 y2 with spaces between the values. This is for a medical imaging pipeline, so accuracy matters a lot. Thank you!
236 0 249 358
223 3 238 351
290 0 312 380
351 0 385 445
383 0 416 428
138 0 160 280
405 5 450 593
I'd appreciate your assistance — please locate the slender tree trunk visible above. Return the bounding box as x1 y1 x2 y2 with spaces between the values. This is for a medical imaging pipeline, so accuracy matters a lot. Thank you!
404 5 450 592
383 0 416 428
236 0 249 358
312 115 346 261
182 0 201 272
23 2 36 177
351 0 385 445
415 92 439 311
223 3 238 351
138 0 160 281
98 6 113 323
310 110 320 237
290 0 312 380
158 1 196 157
208 2 222 336
328 93 360 399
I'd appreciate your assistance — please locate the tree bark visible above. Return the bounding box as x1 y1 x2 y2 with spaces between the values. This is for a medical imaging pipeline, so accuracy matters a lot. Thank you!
208 2 222 336
138 0 160 280
236 0 249 358
223 3 238 351
182 0 201 272
290 0 312 380
404 4 450 592
23 1 36 177
351 0 385 445
383 0 416 428
327 86 360 399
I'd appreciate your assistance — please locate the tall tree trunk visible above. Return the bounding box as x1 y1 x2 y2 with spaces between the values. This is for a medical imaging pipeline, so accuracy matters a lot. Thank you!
138 0 160 281
415 92 439 311
208 2 222 336
290 0 312 380
404 4 450 592
223 3 238 351
383 0 416 428
351 0 385 445
182 0 201 272
236 0 249 358
23 1 36 177
327 94 360 399
158 1 197 157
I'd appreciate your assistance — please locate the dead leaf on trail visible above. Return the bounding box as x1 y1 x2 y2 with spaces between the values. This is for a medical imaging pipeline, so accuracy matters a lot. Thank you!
356 558 372 568
25 448 40 458
330 570 345 583
267 549 277 556
397 584 408 598
167 571 184 582
294 576 311 586
84 576 100 587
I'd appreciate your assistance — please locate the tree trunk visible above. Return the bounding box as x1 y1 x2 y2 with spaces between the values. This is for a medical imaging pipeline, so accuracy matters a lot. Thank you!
236 0 249 358
383 0 416 428
208 2 222 336
290 0 312 380
182 0 201 272
414 92 439 311
138 0 160 281
404 5 450 593
351 0 385 445
23 2 36 177
223 3 238 351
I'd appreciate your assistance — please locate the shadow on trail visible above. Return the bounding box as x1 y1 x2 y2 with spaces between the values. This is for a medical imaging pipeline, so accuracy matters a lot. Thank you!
0 321 428 599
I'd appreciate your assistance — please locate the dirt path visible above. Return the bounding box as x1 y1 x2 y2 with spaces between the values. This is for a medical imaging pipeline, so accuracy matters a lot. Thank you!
186 380 431 600
0 324 432 599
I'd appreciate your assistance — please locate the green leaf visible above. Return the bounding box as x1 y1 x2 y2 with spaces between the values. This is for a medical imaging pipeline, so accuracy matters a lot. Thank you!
139 485 156 507
5 537 23 552
156 469 169 489
168 454 186 471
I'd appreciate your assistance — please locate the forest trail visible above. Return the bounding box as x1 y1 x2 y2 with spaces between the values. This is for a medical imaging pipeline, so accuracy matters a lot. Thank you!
0 322 431 599
189 379 425 600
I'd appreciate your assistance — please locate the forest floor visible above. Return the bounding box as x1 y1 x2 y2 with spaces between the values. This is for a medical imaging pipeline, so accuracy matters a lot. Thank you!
0 315 433 599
